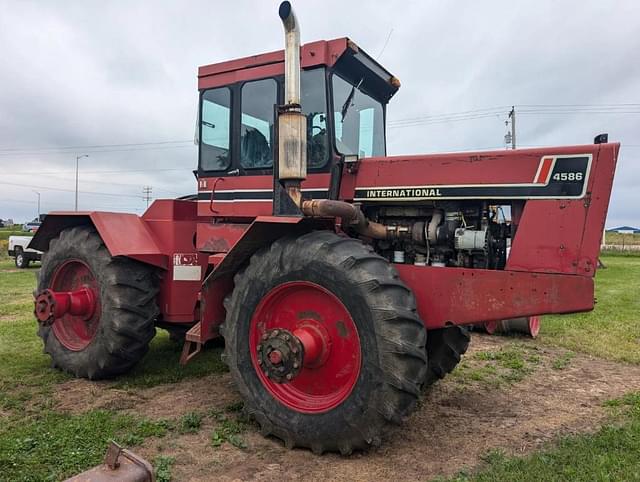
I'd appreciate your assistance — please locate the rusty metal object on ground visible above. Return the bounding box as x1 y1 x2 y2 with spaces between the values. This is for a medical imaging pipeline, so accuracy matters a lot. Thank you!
481 315 541 338
64 441 154 482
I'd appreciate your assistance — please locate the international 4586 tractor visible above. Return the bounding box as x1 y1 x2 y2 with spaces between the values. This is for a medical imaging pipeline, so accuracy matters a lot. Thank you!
30 2 618 454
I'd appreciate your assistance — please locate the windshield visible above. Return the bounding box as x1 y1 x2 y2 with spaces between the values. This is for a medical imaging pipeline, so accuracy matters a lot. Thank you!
332 74 385 158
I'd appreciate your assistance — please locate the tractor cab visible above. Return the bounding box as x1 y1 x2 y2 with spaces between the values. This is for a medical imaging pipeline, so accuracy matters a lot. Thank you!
196 39 400 183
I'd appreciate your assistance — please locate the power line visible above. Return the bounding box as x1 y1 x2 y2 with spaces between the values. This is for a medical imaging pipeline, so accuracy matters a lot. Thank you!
0 139 192 153
1 172 183 195
0 144 196 158
0 180 144 199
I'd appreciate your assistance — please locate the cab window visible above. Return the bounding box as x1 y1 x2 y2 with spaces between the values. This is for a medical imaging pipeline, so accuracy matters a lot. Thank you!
241 79 277 169
200 87 231 171
332 74 385 158
301 68 329 168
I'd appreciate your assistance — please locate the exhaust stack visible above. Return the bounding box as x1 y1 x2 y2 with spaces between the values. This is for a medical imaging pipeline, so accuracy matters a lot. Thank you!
277 1 307 205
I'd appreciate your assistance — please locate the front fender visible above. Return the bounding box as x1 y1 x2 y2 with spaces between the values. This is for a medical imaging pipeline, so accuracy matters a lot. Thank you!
29 212 167 269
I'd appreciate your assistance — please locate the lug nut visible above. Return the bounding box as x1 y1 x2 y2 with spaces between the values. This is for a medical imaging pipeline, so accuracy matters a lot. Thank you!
286 374 292 380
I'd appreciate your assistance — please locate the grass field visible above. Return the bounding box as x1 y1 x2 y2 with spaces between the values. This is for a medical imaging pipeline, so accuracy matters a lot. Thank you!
539 255 640 363
604 232 640 246
0 248 638 480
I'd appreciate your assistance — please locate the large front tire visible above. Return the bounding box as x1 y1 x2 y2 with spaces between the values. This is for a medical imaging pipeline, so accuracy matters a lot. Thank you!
222 231 427 454
37 226 159 379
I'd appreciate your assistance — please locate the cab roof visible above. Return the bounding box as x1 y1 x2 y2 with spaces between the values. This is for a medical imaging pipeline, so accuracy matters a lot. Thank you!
197 38 400 101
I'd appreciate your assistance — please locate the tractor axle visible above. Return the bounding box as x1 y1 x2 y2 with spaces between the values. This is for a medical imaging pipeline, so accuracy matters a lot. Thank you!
34 287 97 326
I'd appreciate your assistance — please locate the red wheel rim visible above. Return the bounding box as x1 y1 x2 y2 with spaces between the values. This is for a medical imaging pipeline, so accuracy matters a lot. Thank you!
249 281 361 413
529 315 540 338
484 320 498 334
51 260 101 351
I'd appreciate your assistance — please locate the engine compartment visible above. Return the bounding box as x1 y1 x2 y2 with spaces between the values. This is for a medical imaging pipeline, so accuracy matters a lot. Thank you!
360 202 512 269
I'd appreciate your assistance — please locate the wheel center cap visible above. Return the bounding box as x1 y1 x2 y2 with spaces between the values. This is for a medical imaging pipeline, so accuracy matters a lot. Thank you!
257 329 304 383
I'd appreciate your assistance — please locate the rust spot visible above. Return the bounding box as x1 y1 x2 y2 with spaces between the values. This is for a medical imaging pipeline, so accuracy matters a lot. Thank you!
336 320 348 338
201 238 230 253
298 310 321 321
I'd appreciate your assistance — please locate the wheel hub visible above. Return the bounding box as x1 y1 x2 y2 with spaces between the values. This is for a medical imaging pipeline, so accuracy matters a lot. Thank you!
40 259 102 351
34 287 97 326
249 281 361 413
257 329 304 382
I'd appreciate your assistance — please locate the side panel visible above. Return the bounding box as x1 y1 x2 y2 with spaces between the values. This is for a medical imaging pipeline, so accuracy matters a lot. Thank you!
396 265 594 329
199 216 332 342
29 212 166 268
197 173 330 218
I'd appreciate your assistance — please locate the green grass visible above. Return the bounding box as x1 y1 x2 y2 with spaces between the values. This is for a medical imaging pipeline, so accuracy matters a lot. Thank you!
209 409 249 449
0 258 227 478
0 258 226 402
445 392 640 481
539 255 640 364
605 232 640 246
154 455 176 482
0 226 25 241
0 410 170 481
178 411 203 434
452 344 540 386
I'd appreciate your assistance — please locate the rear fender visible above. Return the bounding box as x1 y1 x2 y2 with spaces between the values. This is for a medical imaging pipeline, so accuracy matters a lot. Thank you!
29 212 167 269
199 216 332 343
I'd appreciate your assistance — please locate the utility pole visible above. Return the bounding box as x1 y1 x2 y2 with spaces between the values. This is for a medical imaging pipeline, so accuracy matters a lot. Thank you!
75 154 89 211
143 186 153 208
33 191 41 220
508 106 516 149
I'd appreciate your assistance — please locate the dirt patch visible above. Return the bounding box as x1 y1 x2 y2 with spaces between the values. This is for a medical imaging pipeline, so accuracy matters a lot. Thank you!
159 335 640 481
51 334 640 481
0 314 21 323
53 373 239 419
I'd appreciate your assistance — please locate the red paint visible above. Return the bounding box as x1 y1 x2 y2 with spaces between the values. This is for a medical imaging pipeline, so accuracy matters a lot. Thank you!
529 315 541 337
249 281 361 413
396 264 594 329
535 157 554 183
198 38 349 90
197 173 331 218
47 260 101 351
35 288 96 324
293 324 330 367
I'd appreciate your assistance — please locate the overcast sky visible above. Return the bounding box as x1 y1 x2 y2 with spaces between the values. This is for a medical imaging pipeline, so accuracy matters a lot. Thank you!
0 0 638 227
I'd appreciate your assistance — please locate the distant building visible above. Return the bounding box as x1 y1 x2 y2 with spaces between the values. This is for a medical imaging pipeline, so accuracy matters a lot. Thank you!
607 226 640 234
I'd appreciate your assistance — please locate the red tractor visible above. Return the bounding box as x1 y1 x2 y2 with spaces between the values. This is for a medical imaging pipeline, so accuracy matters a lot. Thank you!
30 2 618 454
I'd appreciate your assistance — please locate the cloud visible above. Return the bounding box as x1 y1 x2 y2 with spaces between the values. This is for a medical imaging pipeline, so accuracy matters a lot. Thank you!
0 0 638 226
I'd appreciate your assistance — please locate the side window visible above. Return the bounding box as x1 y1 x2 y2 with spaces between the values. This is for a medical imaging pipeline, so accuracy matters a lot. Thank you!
200 88 231 171
301 69 328 168
241 79 277 169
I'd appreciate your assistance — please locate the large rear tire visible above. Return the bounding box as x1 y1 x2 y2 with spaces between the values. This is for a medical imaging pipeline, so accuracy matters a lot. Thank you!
37 226 159 379
423 326 470 387
222 231 427 454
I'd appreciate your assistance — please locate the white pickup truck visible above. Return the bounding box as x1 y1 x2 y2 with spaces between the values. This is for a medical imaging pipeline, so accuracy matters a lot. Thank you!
8 235 42 268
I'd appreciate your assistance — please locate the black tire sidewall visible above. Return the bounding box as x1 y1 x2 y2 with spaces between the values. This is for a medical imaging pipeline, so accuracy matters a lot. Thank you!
231 257 382 446
15 251 28 269
38 236 115 373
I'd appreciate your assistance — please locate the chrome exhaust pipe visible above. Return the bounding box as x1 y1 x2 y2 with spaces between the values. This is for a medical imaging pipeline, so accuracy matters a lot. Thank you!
279 1 301 106
277 1 307 190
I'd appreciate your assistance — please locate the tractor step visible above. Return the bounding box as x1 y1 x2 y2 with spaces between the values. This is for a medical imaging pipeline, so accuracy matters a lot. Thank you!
180 322 202 365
